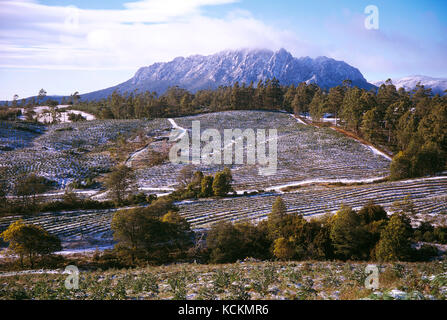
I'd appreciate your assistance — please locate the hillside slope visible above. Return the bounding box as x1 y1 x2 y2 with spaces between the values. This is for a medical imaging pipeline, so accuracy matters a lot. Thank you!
373 75 447 95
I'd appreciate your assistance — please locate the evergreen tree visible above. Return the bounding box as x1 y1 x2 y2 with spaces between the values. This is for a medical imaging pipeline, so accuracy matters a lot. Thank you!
200 175 214 197
329 205 370 260
341 87 363 133
375 213 413 261
309 89 326 121
212 168 232 197
327 86 344 126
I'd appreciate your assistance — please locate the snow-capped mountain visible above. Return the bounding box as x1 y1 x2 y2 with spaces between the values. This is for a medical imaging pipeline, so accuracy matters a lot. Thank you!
81 48 375 100
373 75 447 95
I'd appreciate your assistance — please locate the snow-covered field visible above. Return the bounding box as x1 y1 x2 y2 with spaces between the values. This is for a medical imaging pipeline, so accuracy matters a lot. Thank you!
1 111 445 254
177 176 447 229
0 176 445 251
20 105 96 123
1 261 446 300
0 118 170 188
138 111 391 191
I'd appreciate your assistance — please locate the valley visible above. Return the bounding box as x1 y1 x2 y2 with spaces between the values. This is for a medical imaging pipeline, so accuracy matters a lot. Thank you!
1 110 446 254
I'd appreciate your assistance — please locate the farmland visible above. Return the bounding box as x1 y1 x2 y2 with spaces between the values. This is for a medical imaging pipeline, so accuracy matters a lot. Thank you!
1 110 391 191
1 260 446 300
177 176 447 229
0 110 446 252
0 176 445 250
0 117 171 188
138 111 392 191
0 109 447 303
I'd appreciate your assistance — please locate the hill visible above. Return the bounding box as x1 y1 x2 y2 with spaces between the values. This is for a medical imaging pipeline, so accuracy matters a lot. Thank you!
373 75 447 95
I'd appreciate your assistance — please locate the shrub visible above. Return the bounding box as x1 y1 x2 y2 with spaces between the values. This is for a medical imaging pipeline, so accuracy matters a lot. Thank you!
0 220 61 268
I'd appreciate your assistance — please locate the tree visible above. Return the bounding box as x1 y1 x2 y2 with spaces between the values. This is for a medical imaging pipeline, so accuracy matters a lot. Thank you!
340 87 365 133
38 88 47 105
292 83 313 115
14 174 53 206
390 140 445 180
329 205 370 260
267 196 289 239
327 86 345 126
358 200 388 225
206 221 242 263
309 89 326 121
389 151 411 180
264 78 283 110
112 205 192 264
212 168 233 197
376 81 399 118
200 175 214 197
417 102 447 153
206 221 270 263
177 165 195 187
12 94 19 107
105 165 136 203
111 208 148 262
361 108 383 143
273 237 295 260
375 213 413 262
0 220 61 267
71 91 80 105
271 196 287 218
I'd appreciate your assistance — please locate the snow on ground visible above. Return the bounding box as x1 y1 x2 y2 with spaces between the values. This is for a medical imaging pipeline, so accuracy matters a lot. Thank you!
125 143 150 166
55 244 114 256
168 118 187 141
263 176 388 193
289 114 307 125
0 269 63 277
20 105 96 123
365 145 393 161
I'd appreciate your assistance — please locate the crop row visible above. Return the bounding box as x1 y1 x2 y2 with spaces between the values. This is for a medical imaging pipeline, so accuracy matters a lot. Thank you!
135 111 390 190
0 178 445 248
177 177 447 229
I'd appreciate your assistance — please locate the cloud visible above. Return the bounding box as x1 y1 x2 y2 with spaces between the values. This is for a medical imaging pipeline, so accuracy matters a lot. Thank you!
0 0 301 71
320 11 447 81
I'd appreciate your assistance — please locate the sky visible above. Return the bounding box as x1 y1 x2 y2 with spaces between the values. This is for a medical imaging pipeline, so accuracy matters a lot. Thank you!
0 0 446 100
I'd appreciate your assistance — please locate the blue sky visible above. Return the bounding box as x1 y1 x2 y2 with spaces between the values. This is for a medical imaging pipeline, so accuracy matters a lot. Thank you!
0 0 446 100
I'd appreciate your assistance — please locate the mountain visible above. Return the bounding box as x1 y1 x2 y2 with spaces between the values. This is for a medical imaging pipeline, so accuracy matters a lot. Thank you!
373 75 447 95
80 48 375 101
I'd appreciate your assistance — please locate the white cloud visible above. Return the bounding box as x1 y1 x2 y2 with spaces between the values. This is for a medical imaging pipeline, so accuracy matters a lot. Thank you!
0 0 303 71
